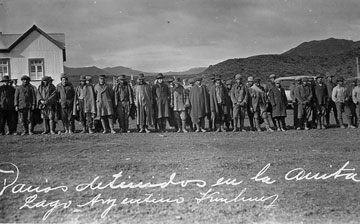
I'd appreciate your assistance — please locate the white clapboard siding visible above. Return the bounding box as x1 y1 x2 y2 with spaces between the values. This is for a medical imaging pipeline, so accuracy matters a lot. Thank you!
1 30 64 87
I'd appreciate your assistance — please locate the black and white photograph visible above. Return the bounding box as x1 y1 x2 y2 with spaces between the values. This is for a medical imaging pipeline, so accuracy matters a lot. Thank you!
1 0 360 223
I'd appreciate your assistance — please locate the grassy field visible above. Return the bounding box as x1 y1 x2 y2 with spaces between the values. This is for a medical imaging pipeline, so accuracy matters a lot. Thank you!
1 112 360 224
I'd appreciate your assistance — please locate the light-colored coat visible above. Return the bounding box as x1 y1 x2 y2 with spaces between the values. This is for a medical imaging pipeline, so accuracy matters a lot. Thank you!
171 85 188 111
134 83 154 126
352 86 360 105
94 83 114 116
73 84 96 115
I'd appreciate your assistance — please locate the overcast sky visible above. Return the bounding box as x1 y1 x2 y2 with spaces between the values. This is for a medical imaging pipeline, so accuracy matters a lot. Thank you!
1 0 360 72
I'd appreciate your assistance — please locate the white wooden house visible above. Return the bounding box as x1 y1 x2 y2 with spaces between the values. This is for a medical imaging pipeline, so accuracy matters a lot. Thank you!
0 25 65 86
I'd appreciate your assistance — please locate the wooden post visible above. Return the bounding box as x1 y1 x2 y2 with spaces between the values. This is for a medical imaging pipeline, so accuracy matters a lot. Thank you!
357 57 360 78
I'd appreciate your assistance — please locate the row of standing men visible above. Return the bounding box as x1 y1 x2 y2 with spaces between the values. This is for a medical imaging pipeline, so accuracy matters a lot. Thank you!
1 72 359 135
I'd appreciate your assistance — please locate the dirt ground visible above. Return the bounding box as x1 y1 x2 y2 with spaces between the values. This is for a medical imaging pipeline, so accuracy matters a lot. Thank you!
1 112 360 224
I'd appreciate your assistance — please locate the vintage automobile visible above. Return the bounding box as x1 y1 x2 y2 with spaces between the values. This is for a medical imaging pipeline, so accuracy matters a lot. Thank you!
275 75 316 108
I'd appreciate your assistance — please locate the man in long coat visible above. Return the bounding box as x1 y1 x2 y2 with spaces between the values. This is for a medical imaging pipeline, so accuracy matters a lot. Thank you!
325 74 339 126
250 77 273 132
37 76 56 134
73 75 96 133
14 75 36 135
209 75 229 132
94 74 115 134
268 80 288 131
53 74 75 134
313 75 328 129
134 73 154 133
294 77 313 130
0 76 16 135
170 77 189 133
230 74 248 132
114 74 134 133
152 73 170 132
246 76 255 131
189 77 209 132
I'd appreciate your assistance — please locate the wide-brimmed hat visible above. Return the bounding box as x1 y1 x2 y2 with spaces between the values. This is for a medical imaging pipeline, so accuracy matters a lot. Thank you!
247 76 254 82
21 75 30 81
118 74 127 80
1 75 11 82
295 77 302 81
138 73 145 80
269 74 276 79
156 73 164 79
79 75 86 81
188 78 195 84
315 75 323 79
85 75 92 81
214 75 221 81
301 77 308 82
235 74 242 80
41 76 48 81
337 77 344 82
98 74 106 79
254 77 261 82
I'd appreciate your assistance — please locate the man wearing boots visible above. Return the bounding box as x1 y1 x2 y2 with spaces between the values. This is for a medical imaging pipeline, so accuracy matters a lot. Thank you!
134 74 154 133
189 77 209 132
37 76 56 134
0 76 16 135
331 77 347 128
294 77 313 130
14 75 36 135
55 74 75 134
268 80 288 131
230 74 248 132
152 73 170 132
246 76 255 131
114 75 134 133
325 74 340 127
209 75 229 132
94 74 116 134
170 77 188 133
73 75 96 133
250 77 273 132
313 75 328 129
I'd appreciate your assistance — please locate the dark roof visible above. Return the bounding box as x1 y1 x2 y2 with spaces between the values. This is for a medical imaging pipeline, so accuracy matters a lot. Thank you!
0 25 66 61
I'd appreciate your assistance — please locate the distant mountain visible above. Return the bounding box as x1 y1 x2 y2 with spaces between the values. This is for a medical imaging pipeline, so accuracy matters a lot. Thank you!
64 66 113 85
283 38 360 56
64 65 206 85
64 66 109 76
164 67 207 76
102 66 154 76
199 38 360 83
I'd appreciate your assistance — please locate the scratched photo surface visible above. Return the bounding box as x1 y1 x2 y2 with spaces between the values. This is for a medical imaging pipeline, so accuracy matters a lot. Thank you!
1 0 360 223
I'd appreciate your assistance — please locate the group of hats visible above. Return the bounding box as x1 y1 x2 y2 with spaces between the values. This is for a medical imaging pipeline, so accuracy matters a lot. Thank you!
0 75 13 82
79 75 94 81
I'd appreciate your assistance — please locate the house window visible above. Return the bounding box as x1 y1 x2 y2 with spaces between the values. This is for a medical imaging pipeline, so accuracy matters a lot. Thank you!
0 59 10 80
29 59 44 80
